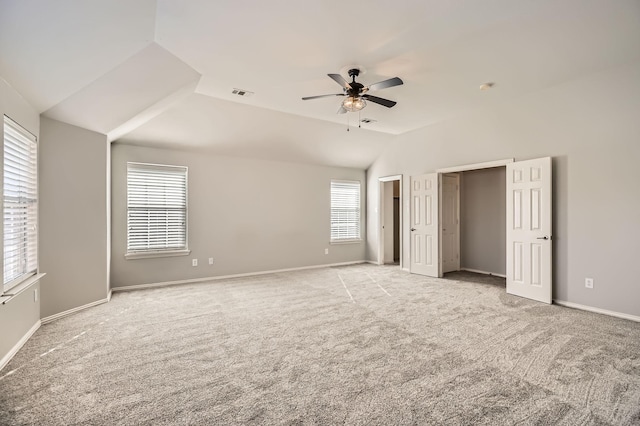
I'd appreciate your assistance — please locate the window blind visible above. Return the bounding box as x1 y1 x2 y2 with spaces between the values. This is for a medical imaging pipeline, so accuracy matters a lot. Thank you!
3 116 38 292
127 162 188 253
330 180 361 241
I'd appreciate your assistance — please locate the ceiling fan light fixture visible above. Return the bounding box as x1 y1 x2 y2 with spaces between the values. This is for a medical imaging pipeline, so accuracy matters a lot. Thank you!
342 96 366 112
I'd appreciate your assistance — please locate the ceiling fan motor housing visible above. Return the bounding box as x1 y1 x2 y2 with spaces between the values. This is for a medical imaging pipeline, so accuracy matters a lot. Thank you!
346 69 365 96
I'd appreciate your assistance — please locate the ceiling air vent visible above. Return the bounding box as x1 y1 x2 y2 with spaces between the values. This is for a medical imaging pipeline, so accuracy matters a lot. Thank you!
360 118 377 124
232 88 254 97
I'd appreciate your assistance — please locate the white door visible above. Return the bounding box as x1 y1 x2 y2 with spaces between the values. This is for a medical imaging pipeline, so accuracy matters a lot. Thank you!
441 174 460 273
410 173 440 277
506 157 552 303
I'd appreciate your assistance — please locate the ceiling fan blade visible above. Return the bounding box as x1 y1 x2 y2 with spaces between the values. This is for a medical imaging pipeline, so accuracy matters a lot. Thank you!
302 93 344 100
337 105 347 114
362 94 397 108
366 77 403 92
328 73 351 89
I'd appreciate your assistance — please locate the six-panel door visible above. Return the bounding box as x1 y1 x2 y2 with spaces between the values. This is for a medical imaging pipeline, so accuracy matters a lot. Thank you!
410 173 440 277
506 157 552 303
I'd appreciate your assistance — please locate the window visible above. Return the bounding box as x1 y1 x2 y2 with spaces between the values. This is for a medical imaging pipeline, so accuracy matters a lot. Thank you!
3 116 38 292
126 162 188 258
330 180 361 242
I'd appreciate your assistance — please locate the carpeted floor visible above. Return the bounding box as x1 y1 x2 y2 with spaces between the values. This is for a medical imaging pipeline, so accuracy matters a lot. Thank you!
1 264 639 425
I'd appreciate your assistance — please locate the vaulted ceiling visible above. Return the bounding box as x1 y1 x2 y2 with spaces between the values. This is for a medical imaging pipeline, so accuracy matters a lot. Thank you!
1 0 639 168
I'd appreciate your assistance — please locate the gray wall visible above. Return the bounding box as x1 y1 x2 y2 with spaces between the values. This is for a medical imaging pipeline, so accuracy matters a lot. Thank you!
366 59 640 318
111 144 366 288
0 281 40 365
0 77 41 364
39 117 109 318
460 168 506 275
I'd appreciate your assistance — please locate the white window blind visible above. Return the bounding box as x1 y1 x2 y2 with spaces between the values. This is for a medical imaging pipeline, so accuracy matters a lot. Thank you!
3 116 38 292
330 180 361 242
127 162 188 253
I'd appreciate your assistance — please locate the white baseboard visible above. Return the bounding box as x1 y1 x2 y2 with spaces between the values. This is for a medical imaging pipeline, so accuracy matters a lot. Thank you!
0 320 40 371
402 267 410 272
112 260 367 292
41 296 110 325
553 300 640 323
460 268 507 278
366 260 404 267
107 289 113 302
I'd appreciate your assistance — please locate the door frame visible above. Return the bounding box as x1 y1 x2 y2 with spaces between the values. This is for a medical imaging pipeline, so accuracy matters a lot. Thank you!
436 158 515 174
435 159 513 277
378 174 403 268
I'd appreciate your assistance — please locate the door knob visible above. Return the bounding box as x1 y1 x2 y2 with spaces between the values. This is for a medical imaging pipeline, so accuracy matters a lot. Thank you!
536 236 549 240
411 228 416 231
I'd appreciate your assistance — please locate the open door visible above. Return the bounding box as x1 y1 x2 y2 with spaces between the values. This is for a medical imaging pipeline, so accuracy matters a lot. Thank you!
410 173 440 277
441 173 460 273
506 157 552 303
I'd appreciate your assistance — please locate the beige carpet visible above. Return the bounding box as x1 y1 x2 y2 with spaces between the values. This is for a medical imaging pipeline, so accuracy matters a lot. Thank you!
1 264 639 425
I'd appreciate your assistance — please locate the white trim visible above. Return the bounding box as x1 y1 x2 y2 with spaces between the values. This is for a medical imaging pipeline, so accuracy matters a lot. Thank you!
112 261 367 292
41 296 110 325
436 158 514 173
330 239 363 245
107 290 113 302
553 300 640 323
402 267 410 272
125 249 191 260
0 320 40 371
365 260 379 265
379 174 403 182
459 268 507 278
1 273 46 305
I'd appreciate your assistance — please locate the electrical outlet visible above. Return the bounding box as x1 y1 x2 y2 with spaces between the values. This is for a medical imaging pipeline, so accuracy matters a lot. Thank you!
192 259 198 267
325 248 329 255
208 257 214 265
585 278 594 289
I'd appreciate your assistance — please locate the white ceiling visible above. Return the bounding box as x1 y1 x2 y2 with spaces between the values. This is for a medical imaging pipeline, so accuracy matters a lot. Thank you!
1 0 639 168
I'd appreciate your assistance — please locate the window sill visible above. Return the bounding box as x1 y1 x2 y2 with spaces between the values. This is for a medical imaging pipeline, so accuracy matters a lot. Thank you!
125 249 191 260
330 239 363 245
1 273 46 305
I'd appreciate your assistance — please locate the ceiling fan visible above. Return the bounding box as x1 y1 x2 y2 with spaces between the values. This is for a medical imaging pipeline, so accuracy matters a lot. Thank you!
302 68 403 114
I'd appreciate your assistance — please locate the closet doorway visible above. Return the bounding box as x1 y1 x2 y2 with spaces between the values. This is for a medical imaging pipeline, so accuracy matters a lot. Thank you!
409 158 552 304
440 168 505 277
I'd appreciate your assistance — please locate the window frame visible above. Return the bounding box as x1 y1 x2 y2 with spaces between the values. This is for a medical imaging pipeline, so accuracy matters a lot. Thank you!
125 162 190 260
330 179 362 244
3 115 39 293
